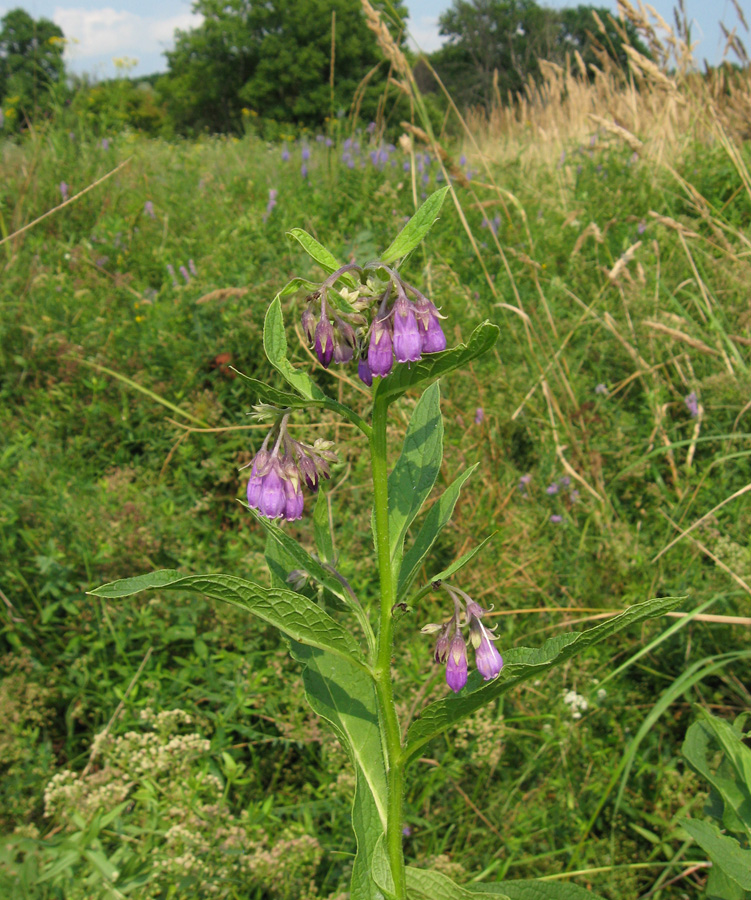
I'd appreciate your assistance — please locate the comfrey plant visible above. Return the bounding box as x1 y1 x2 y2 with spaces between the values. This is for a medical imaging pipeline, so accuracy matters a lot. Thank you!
92 188 681 900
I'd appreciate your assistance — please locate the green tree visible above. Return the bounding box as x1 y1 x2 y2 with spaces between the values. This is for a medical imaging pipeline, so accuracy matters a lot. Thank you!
430 0 649 112
161 0 407 134
0 8 65 125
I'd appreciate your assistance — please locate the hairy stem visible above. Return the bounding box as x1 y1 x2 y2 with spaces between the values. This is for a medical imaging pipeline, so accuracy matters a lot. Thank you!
370 396 407 899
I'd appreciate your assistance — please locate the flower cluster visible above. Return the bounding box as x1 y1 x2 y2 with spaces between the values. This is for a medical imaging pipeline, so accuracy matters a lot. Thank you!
422 585 503 692
245 410 336 521
301 263 447 384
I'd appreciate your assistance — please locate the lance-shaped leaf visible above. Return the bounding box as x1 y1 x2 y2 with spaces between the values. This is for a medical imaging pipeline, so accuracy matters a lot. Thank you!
397 463 478 600
387 382 443 573
429 533 496 586
277 275 320 300
380 186 450 266
682 711 751 842
404 595 685 764
89 570 365 667
372 839 503 900
287 228 359 289
231 369 314 409
470 882 605 899
313 491 336 566
249 509 350 606
682 819 751 892
374 322 499 405
263 296 326 400
290 643 386 900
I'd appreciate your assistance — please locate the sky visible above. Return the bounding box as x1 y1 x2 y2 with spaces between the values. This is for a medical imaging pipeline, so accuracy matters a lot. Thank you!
1 0 747 80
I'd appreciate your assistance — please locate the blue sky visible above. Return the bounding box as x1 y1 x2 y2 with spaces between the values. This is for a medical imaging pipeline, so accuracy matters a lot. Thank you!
1 0 746 79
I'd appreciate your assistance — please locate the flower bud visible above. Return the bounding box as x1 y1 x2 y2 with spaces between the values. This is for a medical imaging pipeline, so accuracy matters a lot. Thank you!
301 306 318 343
315 318 335 368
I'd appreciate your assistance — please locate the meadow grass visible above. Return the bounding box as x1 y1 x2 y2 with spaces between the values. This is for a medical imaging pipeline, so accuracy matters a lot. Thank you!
1 13 751 895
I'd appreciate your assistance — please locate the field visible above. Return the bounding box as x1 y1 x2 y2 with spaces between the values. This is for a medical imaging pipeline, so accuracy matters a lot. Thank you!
1 22 751 899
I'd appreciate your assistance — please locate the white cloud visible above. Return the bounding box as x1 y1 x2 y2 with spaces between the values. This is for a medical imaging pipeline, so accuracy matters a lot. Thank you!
53 6 202 71
407 16 445 54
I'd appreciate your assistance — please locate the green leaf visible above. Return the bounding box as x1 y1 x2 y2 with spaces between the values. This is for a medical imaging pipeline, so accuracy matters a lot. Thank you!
313 491 336 565
683 819 751 891
429 533 496 585
397 464 478 599
287 228 358 288
387 382 443 574
277 275 320 300
380 187 450 265
372 841 508 900
290 644 387 900
263 296 326 400
231 369 315 408
248 509 350 606
89 570 365 667
407 868 506 900
373 322 499 405
470 882 605 899
403 595 685 764
682 711 751 842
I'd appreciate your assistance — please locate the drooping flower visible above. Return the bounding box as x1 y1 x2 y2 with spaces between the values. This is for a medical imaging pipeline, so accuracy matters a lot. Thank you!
445 632 468 693
392 293 421 363
466 599 503 681
368 316 394 378
423 586 503 692
245 412 337 522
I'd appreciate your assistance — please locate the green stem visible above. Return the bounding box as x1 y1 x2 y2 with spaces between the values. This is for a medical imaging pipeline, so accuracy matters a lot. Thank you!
370 396 407 900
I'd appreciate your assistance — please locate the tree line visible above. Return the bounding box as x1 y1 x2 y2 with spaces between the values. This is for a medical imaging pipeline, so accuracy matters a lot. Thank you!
1 0 650 137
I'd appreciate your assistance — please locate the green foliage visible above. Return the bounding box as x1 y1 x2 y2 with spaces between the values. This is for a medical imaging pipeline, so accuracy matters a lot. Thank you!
161 0 409 134
0 8 64 127
682 710 751 898
430 0 649 111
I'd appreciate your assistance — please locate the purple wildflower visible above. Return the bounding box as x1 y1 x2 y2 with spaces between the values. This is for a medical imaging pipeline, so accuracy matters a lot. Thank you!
392 294 421 363
301 163 308 179
637 219 646 235
368 317 394 378
101 138 110 150
685 391 699 417
474 407 484 424
59 182 69 202
413 295 446 353
366 121 376 134
166 263 178 287
460 154 467 166
314 317 335 368
144 200 155 219
246 416 337 522
358 358 373 387
559 475 571 488
595 383 608 395
445 632 468 693
301 145 311 161
550 514 563 524
188 258 198 277
179 265 191 283
281 145 290 162
546 483 559 495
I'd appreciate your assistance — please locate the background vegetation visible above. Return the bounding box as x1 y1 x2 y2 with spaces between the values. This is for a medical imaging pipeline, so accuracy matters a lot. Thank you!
1 0 750 897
